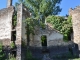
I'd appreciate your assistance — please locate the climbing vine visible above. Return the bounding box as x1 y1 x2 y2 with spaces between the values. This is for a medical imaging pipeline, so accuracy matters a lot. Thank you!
46 15 72 41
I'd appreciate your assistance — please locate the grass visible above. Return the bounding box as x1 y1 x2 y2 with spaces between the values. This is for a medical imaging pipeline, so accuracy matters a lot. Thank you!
69 58 80 60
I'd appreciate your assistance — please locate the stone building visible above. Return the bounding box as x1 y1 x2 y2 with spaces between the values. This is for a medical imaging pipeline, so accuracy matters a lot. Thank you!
0 0 30 60
0 0 77 60
69 6 80 56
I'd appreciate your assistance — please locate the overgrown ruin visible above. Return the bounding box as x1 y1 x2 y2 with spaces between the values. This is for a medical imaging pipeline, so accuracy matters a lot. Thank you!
0 0 80 60
0 0 30 60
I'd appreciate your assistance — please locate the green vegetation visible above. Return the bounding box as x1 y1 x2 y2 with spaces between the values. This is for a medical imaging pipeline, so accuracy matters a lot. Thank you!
26 49 33 60
26 49 41 60
0 42 5 60
41 36 46 43
8 54 16 60
12 11 17 28
10 42 16 49
46 15 72 41
71 58 80 60
18 0 62 48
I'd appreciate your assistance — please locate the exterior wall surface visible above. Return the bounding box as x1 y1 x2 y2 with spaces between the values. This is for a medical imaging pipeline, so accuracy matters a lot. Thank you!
0 6 14 46
69 6 80 44
30 24 63 47
69 6 80 55
16 3 30 60
7 0 12 8
16 4 22 60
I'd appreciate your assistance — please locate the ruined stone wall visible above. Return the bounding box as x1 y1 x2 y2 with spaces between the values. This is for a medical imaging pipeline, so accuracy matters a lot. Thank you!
31 31 63 47
0 6 14 46
30 24 63 47
69 6 80 54
69 6 80 44
16 3 22 60
7 0 12 8
16 3 30 60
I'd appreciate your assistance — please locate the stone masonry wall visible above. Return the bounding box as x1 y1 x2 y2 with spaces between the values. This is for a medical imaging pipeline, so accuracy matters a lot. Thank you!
0 6 14 46
16 4 22 60
7 0 12 8
69 6 80 52
16 3 30 60
69 6 80 44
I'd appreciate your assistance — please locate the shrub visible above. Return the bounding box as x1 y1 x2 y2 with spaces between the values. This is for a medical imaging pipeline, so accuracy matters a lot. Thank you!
0 43 5 60
9 54 16 60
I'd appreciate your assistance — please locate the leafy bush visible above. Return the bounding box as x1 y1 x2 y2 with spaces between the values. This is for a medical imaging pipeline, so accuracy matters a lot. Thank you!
46 15 72 41
0 43 5 60
8 53 16 60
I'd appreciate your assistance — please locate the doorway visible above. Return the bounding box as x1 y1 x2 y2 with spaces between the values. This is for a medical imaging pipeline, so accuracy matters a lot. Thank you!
41 35 49 53
41 35 47 46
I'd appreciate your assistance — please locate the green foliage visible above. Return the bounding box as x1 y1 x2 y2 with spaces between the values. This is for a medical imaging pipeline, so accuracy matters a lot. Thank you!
25 17 36 35
26 49 40 60
41 36 46 43
26 49 33 60
12 12 17 27
8 53 16 60
0 43 5 60
46 15 72 41
10 42 15 49
71 58 80 60
24 0 62 17
17 0 62 47
23 0 62 27
9 58 16 60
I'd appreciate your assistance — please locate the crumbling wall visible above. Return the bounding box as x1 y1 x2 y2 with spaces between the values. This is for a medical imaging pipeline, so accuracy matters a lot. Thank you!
16 3 30 60
0 6 14 46
30 24 63 47
69 6 80 56
16 3 22 60
69 6 80 44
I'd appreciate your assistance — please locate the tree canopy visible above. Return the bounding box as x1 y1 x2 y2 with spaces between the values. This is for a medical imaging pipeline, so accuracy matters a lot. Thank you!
17 0 62 23
24 0 62 18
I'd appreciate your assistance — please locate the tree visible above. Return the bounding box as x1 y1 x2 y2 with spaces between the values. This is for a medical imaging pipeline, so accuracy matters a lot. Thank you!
16 0 62 48
24 0 62 22
17 0 62 46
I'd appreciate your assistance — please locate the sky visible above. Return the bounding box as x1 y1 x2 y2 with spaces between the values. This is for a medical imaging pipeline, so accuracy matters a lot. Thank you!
0 0 80 16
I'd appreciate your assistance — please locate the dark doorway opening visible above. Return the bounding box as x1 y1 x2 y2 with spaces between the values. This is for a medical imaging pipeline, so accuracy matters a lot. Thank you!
41 35 47 46
11 31 16 41
41 35 49 53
